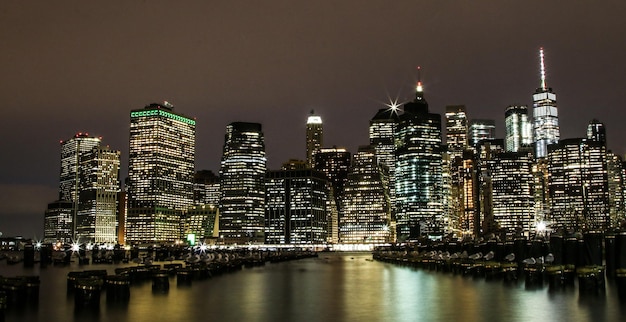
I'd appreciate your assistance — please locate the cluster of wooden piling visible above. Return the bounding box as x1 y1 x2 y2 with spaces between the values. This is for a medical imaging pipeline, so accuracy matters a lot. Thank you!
373 231 626 297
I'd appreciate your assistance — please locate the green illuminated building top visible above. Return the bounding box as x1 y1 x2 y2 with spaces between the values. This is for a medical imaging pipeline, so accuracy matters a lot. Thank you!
130 101 196 125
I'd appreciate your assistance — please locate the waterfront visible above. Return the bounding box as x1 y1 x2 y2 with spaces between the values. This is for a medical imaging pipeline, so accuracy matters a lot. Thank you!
1 252 625 322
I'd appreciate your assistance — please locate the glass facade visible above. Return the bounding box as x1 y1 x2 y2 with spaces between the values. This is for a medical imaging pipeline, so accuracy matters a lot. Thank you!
43 200 74 244
395 85 444 240
265 169 328 244
127 102 195 245
314 148 351 243
533 48 560 159
445 105 468 158
219 122 266 244
340 146 392 243
468 119 496 148
505 105 532 152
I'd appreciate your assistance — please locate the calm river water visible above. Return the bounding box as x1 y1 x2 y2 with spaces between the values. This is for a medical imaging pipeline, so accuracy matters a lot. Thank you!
1 252 625 322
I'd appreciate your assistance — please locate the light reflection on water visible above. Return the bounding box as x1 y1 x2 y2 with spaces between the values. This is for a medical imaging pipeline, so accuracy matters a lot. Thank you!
1 252 625 322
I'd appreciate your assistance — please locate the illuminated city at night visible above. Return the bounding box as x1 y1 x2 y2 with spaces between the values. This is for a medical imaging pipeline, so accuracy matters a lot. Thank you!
1 1 626 321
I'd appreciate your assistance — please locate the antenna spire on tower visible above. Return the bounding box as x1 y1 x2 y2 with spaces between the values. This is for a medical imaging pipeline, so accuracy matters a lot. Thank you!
416 66 423 93
539 48 547 91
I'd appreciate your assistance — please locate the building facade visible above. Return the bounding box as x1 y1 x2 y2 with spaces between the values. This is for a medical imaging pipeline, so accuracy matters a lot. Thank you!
340 146 392 243
219 122 266 244
265 168 328 244
395 79 444 240
76 146 121 244
306 110 323 168
126 102 196 245
505 105 532 152
533 48 560 159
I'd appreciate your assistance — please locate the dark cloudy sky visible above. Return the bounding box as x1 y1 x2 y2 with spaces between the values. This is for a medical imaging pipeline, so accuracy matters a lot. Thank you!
1 1 625 237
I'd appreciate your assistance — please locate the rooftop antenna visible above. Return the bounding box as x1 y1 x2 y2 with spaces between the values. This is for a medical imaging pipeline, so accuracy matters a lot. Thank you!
539 48 547 91
415 66 424 101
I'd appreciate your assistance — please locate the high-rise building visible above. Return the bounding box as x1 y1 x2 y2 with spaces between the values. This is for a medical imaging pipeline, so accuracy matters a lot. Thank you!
445 105 469 158
488 152 535 237
369 106 399 235
475 139 506 235
306 110 323 168
606 152 625 228
395 75 444 240
43 200 74 244
193 170 220 206
76 146 121 244
548 138 609 231
126 102 196 245
340 146 392 243
58 133 101 239
265 168 328 244
468 119 496 148
219 122 266 244
314 147 351 243
505 105 533 152
449 150 478 238
587 119 606 144
533 48 560 158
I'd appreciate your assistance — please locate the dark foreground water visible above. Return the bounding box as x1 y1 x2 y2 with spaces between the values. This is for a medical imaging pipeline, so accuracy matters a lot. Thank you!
1 252 625 322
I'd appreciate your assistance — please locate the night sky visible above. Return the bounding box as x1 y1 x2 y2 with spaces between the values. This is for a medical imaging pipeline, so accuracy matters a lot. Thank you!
1 1 626 237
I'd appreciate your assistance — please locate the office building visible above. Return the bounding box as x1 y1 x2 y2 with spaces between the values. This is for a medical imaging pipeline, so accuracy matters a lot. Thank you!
505 105 532 152
395 75 444 240
468 119 496 148
219 122 266 244
306 110 323 168
533 48 560 158
445 105 469 158
126 102 196 245
340 146 392 243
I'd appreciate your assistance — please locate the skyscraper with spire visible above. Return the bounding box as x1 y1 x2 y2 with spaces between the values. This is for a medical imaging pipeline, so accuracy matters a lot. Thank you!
533 48 560 158
395 68 444 240
306 110 323 168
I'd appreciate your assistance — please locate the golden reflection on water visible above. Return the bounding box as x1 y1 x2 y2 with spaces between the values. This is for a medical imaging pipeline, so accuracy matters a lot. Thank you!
1 253 625 321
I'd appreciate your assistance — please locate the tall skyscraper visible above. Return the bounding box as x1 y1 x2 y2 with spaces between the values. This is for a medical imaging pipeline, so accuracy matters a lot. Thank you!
445 105 469 158
548 138 609 231
314 147 351 243
395 74 444 240
468 119 496 148
533 48 560 158
340 146 392 243
505 105 532 152
306 110 323 168
369 106 399 235
219 122 266 244
193 170 220 206
265 167 328 244
76 146 121 244
488 152 535 237
126 102 196 245
606 152 625 228
449 151 479 238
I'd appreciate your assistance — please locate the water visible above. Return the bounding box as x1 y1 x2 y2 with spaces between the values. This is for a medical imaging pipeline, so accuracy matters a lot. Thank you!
1 252 625 322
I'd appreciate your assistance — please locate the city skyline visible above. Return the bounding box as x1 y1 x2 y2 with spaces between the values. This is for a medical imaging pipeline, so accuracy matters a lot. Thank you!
2 1 626 237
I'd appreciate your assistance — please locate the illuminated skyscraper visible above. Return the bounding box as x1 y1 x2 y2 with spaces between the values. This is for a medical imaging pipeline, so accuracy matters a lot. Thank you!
265 168 328 244
606 152 625 228
59 133 102 203
445 105 469 158
340 146 392 243
219 122 266 244
505 105 532 152
369 106 399 234
306 110 323 168
468 119 496 148
533 48 560 158
57 133 103 240
126 102 196 245
193 170 220 206
395 73 444 240
548 139 609 231
487 152 535 236
76 146 121 244
314 147 351 243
